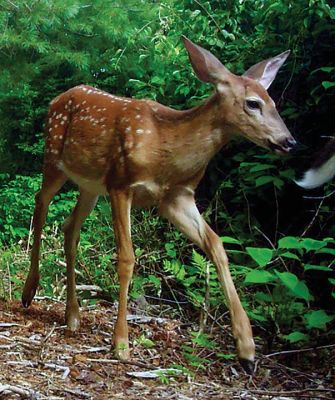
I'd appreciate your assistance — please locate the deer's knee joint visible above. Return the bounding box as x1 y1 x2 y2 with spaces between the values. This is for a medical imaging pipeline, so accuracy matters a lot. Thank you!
117 255 135 277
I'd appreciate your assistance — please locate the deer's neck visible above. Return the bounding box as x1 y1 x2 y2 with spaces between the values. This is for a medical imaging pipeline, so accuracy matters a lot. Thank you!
156 92 233 180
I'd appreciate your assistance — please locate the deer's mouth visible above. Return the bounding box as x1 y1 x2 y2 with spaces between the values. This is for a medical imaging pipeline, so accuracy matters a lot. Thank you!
267 139 296 154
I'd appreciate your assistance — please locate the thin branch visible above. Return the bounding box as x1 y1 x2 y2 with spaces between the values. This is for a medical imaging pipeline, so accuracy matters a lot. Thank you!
87 357 157 370
193 0 222 33
265 343 335 358
301 199 325 236
247 388 335 396
303 188 335 200
254 225 289 271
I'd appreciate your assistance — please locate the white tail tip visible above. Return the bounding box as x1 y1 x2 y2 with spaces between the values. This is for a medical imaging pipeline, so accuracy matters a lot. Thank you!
295 154 335 189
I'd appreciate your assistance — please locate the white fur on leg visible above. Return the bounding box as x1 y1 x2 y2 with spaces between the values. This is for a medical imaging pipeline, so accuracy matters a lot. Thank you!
296 154 335 189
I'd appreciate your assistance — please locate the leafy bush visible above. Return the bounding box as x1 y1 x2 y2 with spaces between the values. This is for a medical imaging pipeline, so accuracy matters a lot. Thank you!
0 0 334 359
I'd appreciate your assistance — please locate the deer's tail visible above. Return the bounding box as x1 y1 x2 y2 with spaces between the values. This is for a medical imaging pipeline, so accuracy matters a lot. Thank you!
296 138 335 189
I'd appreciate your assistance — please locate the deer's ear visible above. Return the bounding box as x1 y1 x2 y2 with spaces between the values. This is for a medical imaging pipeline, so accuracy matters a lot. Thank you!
182 36 232 84
243 50 290 90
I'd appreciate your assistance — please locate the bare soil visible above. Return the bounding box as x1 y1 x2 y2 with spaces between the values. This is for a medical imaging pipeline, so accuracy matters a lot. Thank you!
0 299 334 399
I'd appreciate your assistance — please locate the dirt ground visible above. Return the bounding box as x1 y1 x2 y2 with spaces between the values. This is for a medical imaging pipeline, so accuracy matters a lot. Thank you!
0 299 334 399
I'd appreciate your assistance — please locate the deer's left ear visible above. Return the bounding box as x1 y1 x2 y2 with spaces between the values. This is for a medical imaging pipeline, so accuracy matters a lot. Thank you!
182 36 233 84
243 50 290 90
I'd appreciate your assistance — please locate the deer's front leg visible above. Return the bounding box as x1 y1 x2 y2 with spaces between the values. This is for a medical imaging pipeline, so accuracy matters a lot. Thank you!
159 189 255 373
110 189 134 361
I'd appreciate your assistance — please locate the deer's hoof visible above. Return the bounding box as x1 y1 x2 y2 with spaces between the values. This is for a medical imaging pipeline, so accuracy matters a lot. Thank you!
65 309 80 332
22 286 37 308
239 358 255 375
114 342 130 361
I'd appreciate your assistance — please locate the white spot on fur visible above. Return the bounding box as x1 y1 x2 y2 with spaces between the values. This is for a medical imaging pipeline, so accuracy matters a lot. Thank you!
136 129 144 135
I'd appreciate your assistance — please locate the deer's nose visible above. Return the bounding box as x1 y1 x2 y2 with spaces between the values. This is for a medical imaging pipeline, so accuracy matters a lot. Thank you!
285 137 297 150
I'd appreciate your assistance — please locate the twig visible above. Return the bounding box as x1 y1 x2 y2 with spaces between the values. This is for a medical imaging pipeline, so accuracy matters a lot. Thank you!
44 362 70 379
254 225 288 271
301 198 325 236
76 284 103 292
26 216 33 253
193 0 222 33
303 188 335 200
114 21 153 69
34 295 64 303
0 383 40 398
199 261 210 332
6 260 12 301
87 357 158 370
4 0 19 9
265 343 335 358
51 386 91 399
7 360 70 379
43 323 57 343
247 387 335 396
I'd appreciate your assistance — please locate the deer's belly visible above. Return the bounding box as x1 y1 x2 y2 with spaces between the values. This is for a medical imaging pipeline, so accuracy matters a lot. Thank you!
58 161 108 195
59 160 167 206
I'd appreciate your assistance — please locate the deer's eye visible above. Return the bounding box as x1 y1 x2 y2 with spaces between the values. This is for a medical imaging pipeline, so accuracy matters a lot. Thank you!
246 99 261 111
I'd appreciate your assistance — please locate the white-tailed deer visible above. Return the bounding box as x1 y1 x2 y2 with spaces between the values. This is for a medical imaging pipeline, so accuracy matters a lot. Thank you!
22 37 295 373
296 138 335 189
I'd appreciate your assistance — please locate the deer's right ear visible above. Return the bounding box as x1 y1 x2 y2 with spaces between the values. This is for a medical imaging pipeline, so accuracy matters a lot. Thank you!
182 36 232 84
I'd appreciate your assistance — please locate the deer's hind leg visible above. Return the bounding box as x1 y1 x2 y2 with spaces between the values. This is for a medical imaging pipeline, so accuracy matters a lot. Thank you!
62 189 98 331
110 189 134 360
22 165 67 308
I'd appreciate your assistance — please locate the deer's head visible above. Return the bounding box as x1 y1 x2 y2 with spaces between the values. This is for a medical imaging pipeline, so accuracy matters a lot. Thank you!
183 37 296 154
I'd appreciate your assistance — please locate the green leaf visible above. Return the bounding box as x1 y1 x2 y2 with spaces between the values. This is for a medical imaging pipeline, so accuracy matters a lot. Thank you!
244 269 275 284
192 250 207 272
221 236 241 245
280 251 300 260
216 352 235 360
300 238 327 251
278 236 303 249
305 310 334 329
316 248 335 256
248 310 268 322
165 243 176 258
304 264 332 272
322 81 335 89
255 176 274 187
275 271 312 301
283 331 309 343
246 247 273 267
249 164 275 172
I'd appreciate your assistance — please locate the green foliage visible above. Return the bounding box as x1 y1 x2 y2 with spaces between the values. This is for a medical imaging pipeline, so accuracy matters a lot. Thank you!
0 0 334 367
